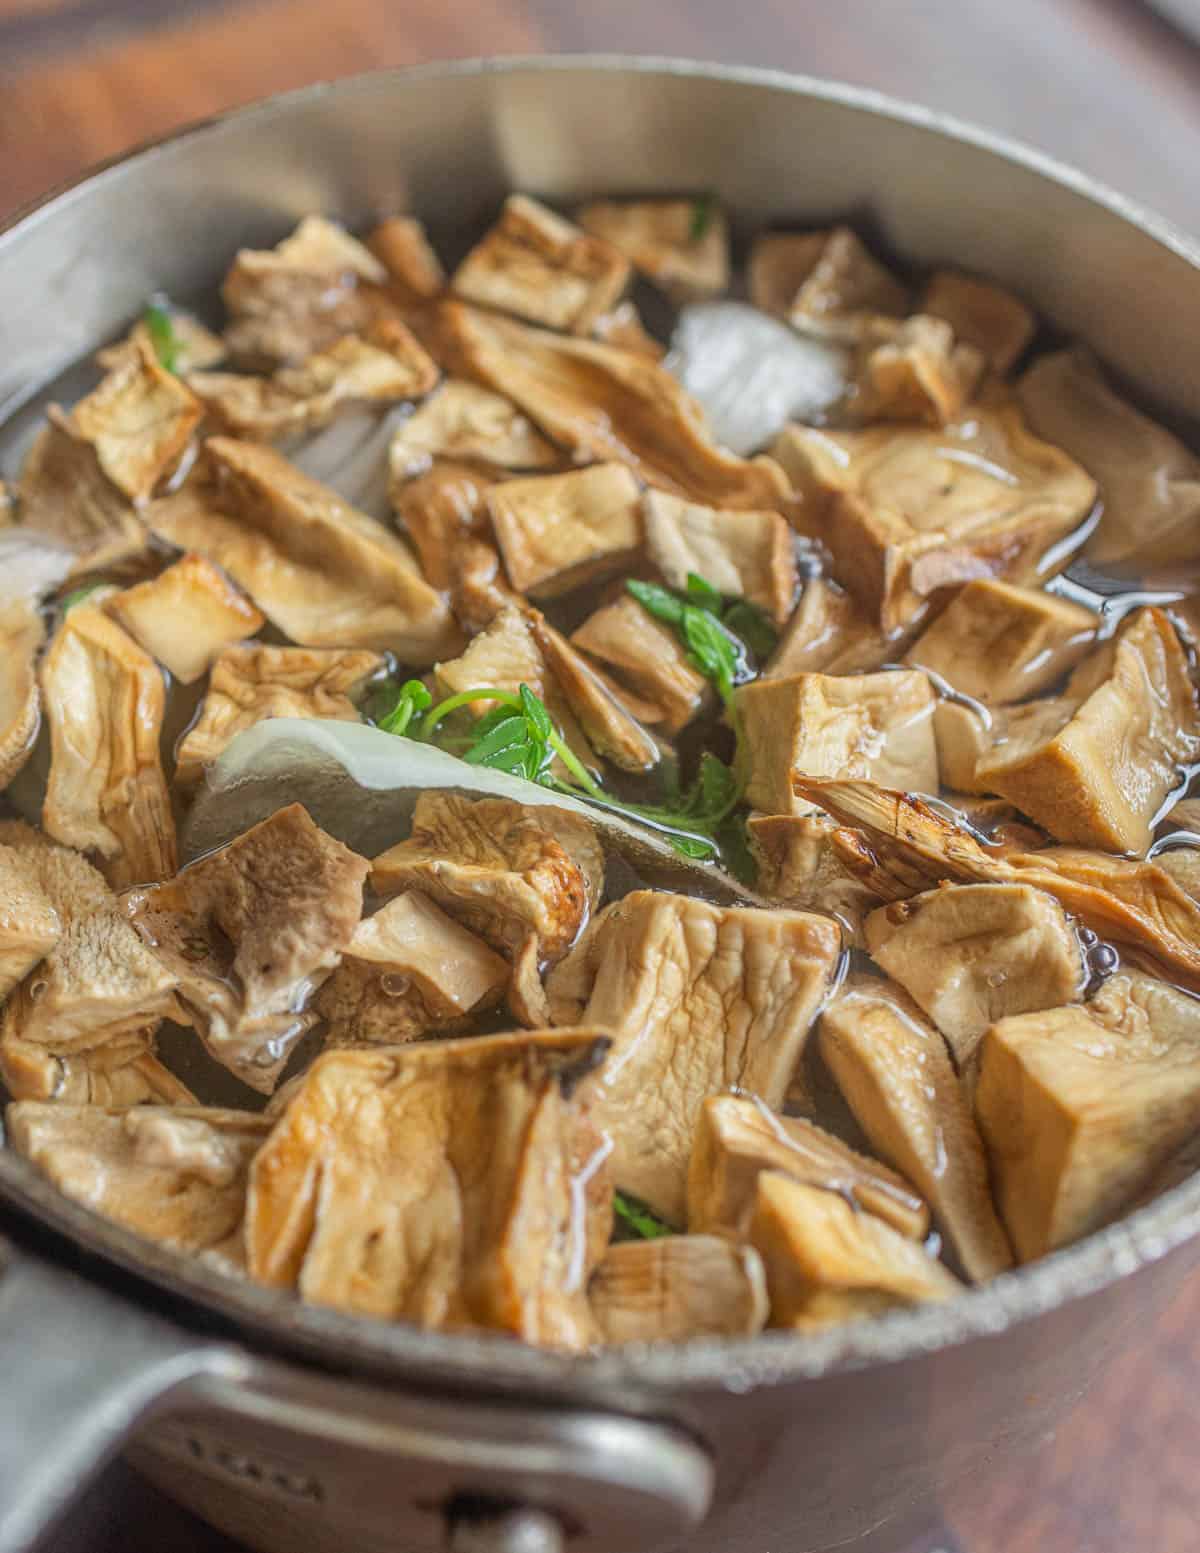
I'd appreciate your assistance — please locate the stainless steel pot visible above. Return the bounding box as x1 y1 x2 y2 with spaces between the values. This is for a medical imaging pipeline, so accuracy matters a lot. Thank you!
3 55 1200 1553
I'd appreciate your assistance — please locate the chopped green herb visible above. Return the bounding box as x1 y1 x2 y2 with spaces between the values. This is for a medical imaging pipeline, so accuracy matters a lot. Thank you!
613 1189 674 1240
689 195 715 243
714 811 759 888
684 571 724 616
143 302 180 373
59 582 107 613
722 599 779 662
626 577 684 628
377 678 432 737
626 577 748 704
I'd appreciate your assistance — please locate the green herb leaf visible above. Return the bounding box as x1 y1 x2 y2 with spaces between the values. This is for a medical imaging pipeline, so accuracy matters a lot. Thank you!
59 582 107 613
714 811 758 888
613 1189 675 1240
377 678 433 736
696 752 738 815
143 302 180 373
668 833 718 861
722 599 779 662
684 571 723 616
519 682 554 741
681 605 740 699
462 713 528 766
626 577 685 627
689 195 715 243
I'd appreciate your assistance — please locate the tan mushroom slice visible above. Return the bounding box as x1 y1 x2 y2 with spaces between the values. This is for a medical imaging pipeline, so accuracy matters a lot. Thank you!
221 215 388 368
126 803 368 1093
738 668 937 817
590 1235 768 1342
687 1093 928 1241
930 701 997 796
819 975 1013 1282
452 195 630 334
544 890 842 1222
98 307 226 375
173 643 383 790
17 411 149 573
904 579 1098 704
864 883 1084 1069
366 216 446 301
797 777 1200 995
532 617 660 774
642 490 798 626
570 594 713 734
748 228 909 341
976 973 1200 1262
244 1029 613 1346
921 271 1036 375
763 577 894 680
439 300 790 510
8 1102 268 1264
0 846 60 1001
104 552 264 685
146 440 462 663
314 890 509 1045
851 316 985 426
390 460 496 592
1156 848 1200 904
69 340 202 501
1 1028 194 1106
1019 348 1200 569
0 601 44 791
388 380 559 483
488 463 644 599
188 319 438 441
770 398 1097 634
747 812 883 946
748 1172 961 1330
40 600 177 888
372 794 603 1028
590 300 665 359
576 198 729 302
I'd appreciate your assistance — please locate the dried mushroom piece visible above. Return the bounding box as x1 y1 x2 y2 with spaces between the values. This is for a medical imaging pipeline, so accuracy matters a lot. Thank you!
748 228 908 341
104 552 264 685
851 316 985 426
975 608 1200 854
570 595 713 734
40 600 177 889
930 700 1002 795
921 271 1036 375
545 890 842 1222
245 1029 613 1348
314 891 509 1045
366 215 445 299
390 461 496 592
1019 348 1200 569
643 490 798 626
747 812 883 945
532 617 660 774
0 846 60 1001
590 1236 768 1342
748 1172 960 1330
904 579 1098 704
576 197 730 303
126 803 368 1092
687 1093 928 1241
864 882 1084 1068
1 1029 193 1106
8 1102 268 1263
738 668 937 817
976 973 1200 1261
0 600 44 790
771 399 1097 633
389 379 559 484
17 410 149 574
488 463 643 599
763 578 893 680
439 301 790 510
819 975 1013 1282
69 340 202 501
174 643 383 790
189 319 438 441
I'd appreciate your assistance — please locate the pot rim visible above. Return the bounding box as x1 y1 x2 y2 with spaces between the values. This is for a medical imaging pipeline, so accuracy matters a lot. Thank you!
3 52 1199 1395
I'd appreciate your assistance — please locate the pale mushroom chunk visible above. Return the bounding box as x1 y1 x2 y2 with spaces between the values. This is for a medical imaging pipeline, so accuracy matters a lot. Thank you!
0 601 44 790
365 215 446 300
643 490 798 626
746 812 883 945
864 882 1085 1069
244 1029 613 1348
544 890 842 1222
17 410 149 574
747 1172 961 1330
576 197 730 303
921 271 1036 375
748 227 909 341
1156 847 1200 904
571 594 713 734
104 552 265 685
40 600 177 889
173 643 383 790
8 1102 268 1263
738 668 938 817
439 301 790 510
488 463 643 599
819 974 1014 1281
851 315 985 426
763 577 893 680
390 460 496 592
532 616 660 774
687 1093 928 1241
188 318 438 441
69 341 203 501
904 579 1098 704
0 846 60 1002
975 608 1200 854
1019 348 1200 569
314 890 509 1045
1 1029 194 1107
590 1235 768 1342
770 399 1097 633
452 195 630 334
388 379 559 482
126 803 368 1092
976 973 1200 1262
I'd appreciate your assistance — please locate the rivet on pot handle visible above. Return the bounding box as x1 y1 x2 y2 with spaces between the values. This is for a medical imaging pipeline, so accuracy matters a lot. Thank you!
0 1238 245 1553
448 1507 565 1553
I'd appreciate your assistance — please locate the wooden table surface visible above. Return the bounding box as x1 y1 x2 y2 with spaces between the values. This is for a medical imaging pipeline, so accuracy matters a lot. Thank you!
6 3 1200 1551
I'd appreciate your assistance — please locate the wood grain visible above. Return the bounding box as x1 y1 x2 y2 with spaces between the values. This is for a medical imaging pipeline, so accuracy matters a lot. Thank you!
5 3 1200 1551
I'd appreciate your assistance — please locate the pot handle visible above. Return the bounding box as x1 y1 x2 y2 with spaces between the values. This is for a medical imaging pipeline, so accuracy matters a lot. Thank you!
0 1238 242 1553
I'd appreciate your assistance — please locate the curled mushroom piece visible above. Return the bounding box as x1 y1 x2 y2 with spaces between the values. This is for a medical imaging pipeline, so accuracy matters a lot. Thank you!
571 595 713 733
0 599 44 791
590 1235 768 1342
365 215 446 301
577 197 730 303
388 379 559 482
104 551 265 686
850 315 985 427
747 813 883 946
763 577 894 680
748 227 908 341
